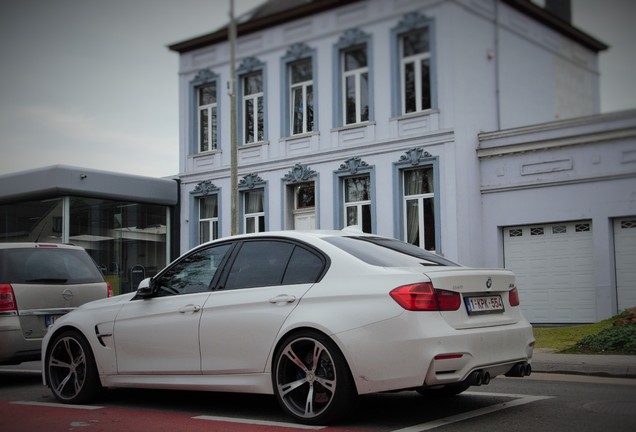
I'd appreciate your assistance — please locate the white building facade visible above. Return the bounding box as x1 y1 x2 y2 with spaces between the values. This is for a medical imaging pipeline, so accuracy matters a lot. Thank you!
170 0 636 323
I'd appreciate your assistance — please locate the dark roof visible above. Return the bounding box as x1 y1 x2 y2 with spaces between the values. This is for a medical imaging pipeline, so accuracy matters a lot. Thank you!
168 0 361 53
168 0 607 54
502 0 607 52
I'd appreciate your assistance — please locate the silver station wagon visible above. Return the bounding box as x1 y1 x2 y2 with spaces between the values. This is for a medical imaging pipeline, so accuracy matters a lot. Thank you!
0 243 111 365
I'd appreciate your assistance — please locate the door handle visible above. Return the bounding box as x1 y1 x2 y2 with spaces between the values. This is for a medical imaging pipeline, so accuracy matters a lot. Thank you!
179 304 201 313
268 295 296 304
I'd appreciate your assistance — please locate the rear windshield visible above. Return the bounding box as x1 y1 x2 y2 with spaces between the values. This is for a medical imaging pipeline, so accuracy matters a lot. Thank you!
0 247 105 284
323 236 458 267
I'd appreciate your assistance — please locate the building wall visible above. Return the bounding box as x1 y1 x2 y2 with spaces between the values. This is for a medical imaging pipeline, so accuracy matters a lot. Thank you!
479 110 636 321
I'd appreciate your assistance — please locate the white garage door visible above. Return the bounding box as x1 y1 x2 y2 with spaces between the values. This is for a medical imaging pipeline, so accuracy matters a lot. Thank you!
614 217 636 311
503 221 595 324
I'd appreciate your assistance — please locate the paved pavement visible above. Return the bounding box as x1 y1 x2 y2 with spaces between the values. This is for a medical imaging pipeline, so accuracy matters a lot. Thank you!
532 349 636 378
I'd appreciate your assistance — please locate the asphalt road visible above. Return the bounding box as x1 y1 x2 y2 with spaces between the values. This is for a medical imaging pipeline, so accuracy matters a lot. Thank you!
1 362 635 431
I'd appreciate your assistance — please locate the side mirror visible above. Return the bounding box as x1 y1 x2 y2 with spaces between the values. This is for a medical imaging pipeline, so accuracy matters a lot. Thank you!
136 277 154 298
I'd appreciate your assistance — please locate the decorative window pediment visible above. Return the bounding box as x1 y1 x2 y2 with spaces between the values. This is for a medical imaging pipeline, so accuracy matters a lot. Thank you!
285 42 313 61
337 157 370 175
238 56 265 74
397 11 429 32
284 163 317 184
398 148 434 166
191 69 218 86
191 180 219 196
239 173 266 190
338 28 370 46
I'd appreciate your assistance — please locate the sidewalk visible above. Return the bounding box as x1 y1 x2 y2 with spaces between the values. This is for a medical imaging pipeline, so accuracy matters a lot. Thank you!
532 349 636 378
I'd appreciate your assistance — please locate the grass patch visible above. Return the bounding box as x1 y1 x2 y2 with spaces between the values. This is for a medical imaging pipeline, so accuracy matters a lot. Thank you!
532 308 636 354
533 320 614 352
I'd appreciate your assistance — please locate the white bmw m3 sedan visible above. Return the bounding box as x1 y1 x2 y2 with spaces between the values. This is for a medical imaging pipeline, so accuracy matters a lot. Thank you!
42 230 534 425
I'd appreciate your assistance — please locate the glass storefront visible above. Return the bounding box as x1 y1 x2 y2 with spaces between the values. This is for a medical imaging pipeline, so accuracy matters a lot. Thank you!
0 197 169 295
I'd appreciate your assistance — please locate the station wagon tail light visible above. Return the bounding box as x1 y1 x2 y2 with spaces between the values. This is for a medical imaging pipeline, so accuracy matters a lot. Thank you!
390 283 460 311
509 287 520 307
107 281 113 298
0 284 17 313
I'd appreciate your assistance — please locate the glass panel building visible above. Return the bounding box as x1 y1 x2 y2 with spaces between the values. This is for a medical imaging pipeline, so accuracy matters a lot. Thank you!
0 165 179 295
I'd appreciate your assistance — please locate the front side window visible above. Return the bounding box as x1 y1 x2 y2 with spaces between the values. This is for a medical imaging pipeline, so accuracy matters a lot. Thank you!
154 243 231 296
244 189 265 233
344 175 371 233
198 83 217 151
400 28 431 114
290 59 314 135
403 167 435 250
199 195 218 244
243 72 264 144
342 45 369 125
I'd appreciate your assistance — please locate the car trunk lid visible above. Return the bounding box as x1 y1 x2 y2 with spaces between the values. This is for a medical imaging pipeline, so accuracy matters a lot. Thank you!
422 267 521 329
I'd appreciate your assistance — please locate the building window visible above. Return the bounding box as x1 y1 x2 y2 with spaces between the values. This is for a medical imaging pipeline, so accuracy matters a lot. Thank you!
190 180 222 249
197 82 217 152
403 167 436 250
244 189 265 233
344 175 371 232
290 59 314 135
238 173 267 234
391 12 435 117
334 157 375 233
190 69 219 155
199 195 218 244
333 29 372 127
394 148 440 252
243 72 264 144
400 28 431 114
281 43 317 138
342 45 369 125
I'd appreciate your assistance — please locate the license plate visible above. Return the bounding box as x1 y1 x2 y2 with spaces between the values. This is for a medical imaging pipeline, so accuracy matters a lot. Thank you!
465 295 504 315
45 315 61 327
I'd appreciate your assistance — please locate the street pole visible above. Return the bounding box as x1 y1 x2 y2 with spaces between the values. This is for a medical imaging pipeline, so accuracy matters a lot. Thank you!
229 0 238 236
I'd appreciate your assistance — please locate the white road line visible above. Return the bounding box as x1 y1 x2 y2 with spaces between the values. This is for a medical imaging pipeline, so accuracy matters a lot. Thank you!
0 369 41 375
390 394 553 432
11 401 104 410
193 415 326 430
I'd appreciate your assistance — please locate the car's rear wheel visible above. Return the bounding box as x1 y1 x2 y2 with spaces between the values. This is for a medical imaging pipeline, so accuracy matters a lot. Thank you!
47 330 103 404
273 331 355 425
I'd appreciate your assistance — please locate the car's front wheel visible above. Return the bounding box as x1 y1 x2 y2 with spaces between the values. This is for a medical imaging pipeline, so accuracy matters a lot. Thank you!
46 330 103 404
273 331 355 425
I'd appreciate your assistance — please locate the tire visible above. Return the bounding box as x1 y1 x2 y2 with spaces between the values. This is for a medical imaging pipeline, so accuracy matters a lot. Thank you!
46 330 103 404
416 381 472 397
273 330 356 425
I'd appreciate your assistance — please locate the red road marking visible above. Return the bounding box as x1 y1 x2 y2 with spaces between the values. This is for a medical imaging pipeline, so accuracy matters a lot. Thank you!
0 401 362 432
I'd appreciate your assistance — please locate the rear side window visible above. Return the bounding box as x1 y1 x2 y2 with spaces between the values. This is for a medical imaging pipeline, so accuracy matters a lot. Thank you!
323 236 458 267
0 247 105 284
224 240 326 290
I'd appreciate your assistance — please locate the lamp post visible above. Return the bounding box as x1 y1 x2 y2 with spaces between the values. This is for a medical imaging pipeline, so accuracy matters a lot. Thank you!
229 0 238 235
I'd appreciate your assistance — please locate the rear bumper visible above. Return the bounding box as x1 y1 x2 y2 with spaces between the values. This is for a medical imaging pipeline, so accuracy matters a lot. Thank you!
335 311 534 394
0 317 41 364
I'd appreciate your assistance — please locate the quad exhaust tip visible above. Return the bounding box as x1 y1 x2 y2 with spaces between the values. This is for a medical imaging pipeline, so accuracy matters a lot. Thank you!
467 369 491 386
504 362 532 377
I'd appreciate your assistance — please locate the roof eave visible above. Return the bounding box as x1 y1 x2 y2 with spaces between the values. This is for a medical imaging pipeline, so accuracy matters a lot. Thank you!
168 0 362 53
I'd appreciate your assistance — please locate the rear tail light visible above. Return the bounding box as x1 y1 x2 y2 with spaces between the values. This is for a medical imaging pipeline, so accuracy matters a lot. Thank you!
106 281 113 298
0 284 17 313
509 287 520 306
390 282 461 311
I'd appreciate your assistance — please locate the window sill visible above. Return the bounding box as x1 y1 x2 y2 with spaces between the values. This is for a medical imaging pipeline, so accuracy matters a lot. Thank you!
279 131 320 142
240 140 270 149
330 121 376 133
389 109 439 122
193 149 221 157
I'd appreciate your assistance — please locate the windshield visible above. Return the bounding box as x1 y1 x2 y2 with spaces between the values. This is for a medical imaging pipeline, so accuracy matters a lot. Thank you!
323 236 459 267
